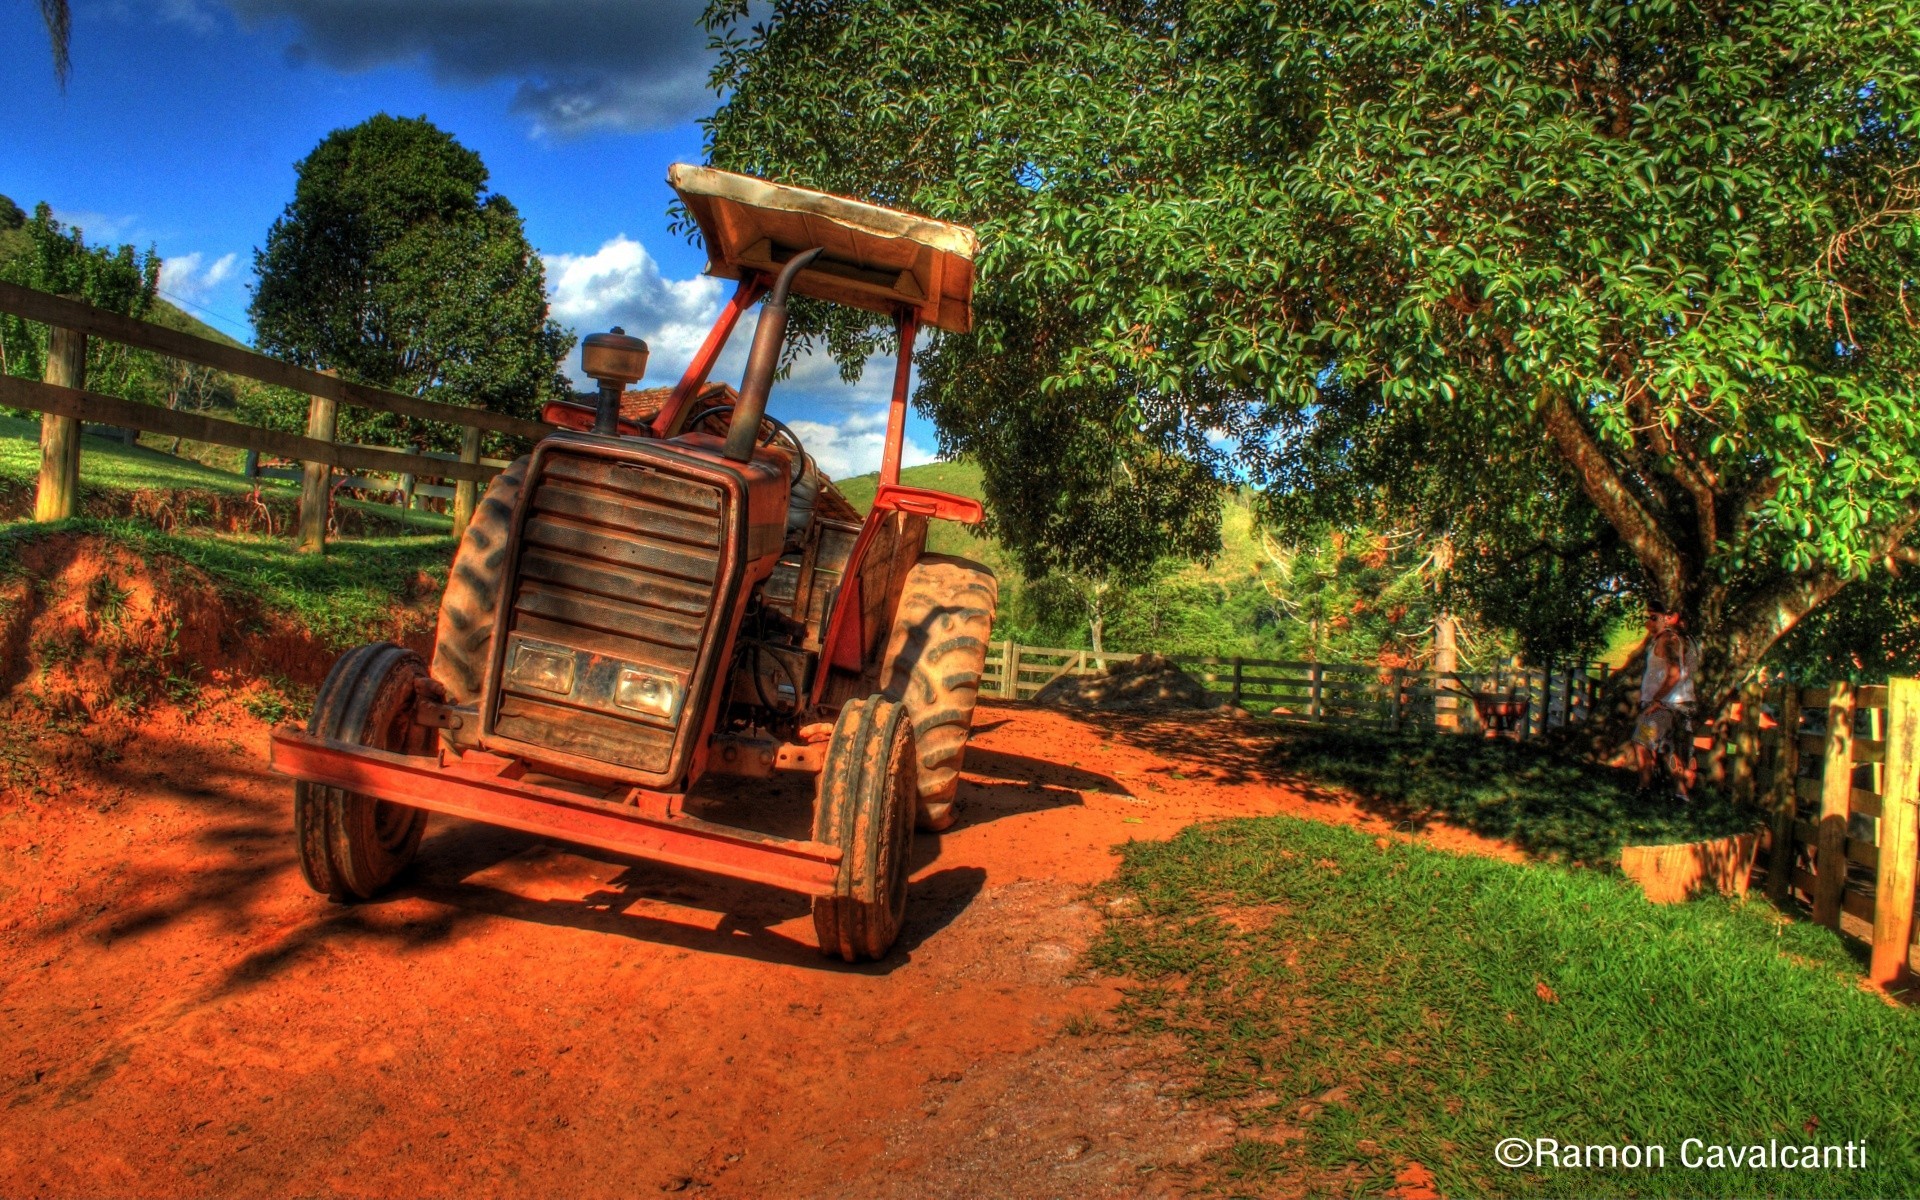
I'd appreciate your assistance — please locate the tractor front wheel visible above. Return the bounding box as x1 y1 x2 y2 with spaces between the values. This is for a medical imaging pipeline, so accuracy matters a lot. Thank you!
295 642 433 901
811 695 917 962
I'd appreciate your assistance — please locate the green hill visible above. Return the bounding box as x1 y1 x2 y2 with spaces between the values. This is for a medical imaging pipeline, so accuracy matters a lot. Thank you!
833 459 1282 652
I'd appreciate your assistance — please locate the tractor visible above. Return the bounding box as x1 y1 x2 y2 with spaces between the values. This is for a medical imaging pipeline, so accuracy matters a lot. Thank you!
269 166 996 962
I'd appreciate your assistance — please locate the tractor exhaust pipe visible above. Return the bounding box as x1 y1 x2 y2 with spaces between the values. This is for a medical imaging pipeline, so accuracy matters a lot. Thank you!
725 247 822 462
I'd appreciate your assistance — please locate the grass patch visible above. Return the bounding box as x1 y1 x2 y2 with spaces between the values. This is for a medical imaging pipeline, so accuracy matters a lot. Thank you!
0 413 268 496
1268 727 1757 863
0 414 455 533
0 518 451 648
1094 817 1919 1197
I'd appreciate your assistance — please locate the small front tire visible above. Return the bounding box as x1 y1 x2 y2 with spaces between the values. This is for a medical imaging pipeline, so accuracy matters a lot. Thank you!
811 695 917 962
295 642 432 901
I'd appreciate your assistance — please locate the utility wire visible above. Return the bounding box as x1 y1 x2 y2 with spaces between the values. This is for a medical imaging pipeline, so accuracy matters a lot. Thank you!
156 286 253 341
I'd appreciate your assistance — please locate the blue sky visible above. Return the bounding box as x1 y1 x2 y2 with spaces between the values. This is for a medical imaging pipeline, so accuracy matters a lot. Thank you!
1 0 933 478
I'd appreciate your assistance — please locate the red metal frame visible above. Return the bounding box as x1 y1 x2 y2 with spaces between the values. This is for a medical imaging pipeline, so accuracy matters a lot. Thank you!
271 732 842 896
654 275 769 437
878 310 919 487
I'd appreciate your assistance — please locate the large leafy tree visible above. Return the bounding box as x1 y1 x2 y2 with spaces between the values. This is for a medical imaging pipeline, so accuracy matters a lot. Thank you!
251 114 572 451
703 0 1920 712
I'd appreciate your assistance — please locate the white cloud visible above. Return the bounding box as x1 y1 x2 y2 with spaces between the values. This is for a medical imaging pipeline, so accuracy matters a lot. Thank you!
545 233 931 480
788 417 934 481
160 251 241 304
49 208 140 243
545 236 723 384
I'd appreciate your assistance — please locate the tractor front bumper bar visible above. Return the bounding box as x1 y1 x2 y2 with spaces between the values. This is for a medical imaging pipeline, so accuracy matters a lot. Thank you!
269 729 842 896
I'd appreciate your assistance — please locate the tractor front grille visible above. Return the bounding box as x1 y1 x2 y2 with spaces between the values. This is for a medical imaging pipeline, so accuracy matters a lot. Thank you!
491 453 727 777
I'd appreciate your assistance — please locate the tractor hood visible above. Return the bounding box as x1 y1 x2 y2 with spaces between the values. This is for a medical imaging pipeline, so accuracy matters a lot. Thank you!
669 164 977 334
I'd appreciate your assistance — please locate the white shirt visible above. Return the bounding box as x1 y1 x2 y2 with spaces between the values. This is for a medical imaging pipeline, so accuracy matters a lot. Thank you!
1640 634 1698 707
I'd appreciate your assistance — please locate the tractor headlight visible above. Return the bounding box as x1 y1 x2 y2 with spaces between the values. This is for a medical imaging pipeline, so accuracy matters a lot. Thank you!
614 666 683 722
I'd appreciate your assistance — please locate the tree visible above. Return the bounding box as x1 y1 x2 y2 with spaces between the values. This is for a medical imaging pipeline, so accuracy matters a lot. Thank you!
702 0 1920 716
250 114 572 453
36 0 69 87
0 203 159 402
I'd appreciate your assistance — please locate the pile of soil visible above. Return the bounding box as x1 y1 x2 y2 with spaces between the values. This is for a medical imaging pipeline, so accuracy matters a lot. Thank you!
1034 652 1221 713
0 531 432 722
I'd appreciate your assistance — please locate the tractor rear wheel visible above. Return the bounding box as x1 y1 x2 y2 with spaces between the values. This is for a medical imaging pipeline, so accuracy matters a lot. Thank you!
880 555 997 831
811 695 917 962
431 455 529 704
295 642 433 901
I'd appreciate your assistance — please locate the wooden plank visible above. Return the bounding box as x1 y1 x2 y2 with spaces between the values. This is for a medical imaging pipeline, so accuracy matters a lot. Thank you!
1813 681 1856 930
1871 677 1918 985
1857 685 1889 709
0 279 552 441
1766 683 1802 904
0 375 503 484
1792 868 1877 923
1792 819 1879 870
34 326 85 521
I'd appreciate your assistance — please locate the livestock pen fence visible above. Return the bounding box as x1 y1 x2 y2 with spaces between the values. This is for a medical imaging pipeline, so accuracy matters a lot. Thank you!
985 644 1919 982
1763 679 1919 985
982 642 1607 738
0 280 548 550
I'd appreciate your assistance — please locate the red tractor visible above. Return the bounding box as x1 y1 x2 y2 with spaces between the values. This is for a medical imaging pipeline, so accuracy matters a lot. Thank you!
270 166 996 961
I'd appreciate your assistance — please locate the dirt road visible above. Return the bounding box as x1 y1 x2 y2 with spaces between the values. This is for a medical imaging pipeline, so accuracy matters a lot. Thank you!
0 692 1487 1198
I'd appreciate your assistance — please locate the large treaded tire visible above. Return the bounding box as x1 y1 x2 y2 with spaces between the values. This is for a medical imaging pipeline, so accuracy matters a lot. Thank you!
431 455 529 705
811 695 917 963
295 642 433 901
879 554 997 832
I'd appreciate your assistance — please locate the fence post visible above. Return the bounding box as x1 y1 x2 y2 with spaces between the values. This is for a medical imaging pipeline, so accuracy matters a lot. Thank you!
1005 641 1022 699
1812 681 1856 930
1766 683 1802 904
1230 657 1244 710
1871 677 1918 986
451 425 482 540
1734 681 1761 806
297 389 339 554
1309 663 1324 723
1389 668 1404 731
34 325 86 521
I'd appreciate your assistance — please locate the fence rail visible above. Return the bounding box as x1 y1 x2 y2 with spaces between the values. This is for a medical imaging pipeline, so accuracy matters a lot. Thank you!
1762 679 1918 984
0 279 551 549
979 641 1605 738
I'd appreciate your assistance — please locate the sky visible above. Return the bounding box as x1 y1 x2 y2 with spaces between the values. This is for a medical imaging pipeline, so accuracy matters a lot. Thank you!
0 0 935 479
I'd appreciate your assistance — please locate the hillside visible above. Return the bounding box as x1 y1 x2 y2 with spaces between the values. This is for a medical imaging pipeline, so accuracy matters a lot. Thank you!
0 190 243 350
834 459 1283 653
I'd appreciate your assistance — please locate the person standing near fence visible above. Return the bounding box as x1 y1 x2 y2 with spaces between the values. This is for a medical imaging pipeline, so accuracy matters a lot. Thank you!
1634 605 1700 803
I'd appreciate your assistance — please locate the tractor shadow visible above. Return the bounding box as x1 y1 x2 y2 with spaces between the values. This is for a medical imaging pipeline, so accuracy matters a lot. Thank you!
377 777 987 973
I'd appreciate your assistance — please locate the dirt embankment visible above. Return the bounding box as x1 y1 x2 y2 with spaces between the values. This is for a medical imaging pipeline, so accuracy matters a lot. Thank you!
0 536 1513 1198
0 532 434 716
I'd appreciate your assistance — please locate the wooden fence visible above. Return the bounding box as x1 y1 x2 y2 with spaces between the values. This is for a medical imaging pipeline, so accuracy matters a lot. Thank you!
0 280 551 550
1763 678 1919 984
980 642 1605 737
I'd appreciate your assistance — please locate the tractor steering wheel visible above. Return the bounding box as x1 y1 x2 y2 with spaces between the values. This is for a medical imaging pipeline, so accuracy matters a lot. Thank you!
686 405 807 478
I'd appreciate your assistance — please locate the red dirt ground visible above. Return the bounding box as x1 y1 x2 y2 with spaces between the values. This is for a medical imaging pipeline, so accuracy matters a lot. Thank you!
0 539 1519 1197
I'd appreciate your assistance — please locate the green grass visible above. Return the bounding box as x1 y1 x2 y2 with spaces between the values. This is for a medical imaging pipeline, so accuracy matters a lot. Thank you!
0 413 270 495
0 518 452 648
0 414 454 533
1093 817 1919 1198
1266 727 1759 863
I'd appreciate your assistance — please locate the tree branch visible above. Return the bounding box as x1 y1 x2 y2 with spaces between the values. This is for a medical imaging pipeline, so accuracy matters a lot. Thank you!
1540 390 1689 605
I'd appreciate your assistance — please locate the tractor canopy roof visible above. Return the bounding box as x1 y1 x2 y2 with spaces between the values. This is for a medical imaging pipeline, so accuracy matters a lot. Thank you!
669 164 977 334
